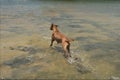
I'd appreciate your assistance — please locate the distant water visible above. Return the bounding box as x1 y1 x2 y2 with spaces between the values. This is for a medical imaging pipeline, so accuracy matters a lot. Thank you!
1 0 120 35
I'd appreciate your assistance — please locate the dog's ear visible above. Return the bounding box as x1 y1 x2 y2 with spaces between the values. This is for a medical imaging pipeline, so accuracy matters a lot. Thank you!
50 23 54 30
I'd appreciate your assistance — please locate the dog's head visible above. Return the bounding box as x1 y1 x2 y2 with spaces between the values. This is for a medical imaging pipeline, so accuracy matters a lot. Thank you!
50 23 58 30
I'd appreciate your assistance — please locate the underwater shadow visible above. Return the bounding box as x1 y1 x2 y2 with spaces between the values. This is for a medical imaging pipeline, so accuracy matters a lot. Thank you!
53 46 64 53
3 57 32 68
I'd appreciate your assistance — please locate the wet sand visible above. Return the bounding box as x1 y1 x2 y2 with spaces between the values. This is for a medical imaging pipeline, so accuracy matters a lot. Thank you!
0 0 120 79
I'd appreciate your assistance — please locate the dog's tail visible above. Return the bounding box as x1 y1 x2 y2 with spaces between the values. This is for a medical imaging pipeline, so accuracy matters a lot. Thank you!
68 38 74 42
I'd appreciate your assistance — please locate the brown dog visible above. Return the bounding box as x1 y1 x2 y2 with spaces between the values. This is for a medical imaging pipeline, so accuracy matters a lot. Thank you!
50 23 74 58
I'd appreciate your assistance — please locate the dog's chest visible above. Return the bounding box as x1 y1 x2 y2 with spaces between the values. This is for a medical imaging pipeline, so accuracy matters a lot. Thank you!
54 36 62 43
53 32 62 43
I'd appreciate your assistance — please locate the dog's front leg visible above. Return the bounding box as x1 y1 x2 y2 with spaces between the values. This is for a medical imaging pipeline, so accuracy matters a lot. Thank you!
50 34 55 47
50 37 54 47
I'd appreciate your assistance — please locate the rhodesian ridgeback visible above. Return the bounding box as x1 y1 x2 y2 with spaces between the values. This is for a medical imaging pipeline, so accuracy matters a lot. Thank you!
50 23 74 58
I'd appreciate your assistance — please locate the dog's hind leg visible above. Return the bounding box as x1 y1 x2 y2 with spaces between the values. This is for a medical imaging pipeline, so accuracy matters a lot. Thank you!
67 44 71 57
66 42 71 57
62 43 68 58
62 42 71 58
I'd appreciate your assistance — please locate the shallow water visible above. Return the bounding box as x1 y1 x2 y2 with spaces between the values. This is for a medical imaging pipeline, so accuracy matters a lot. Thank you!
0 0 120 79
